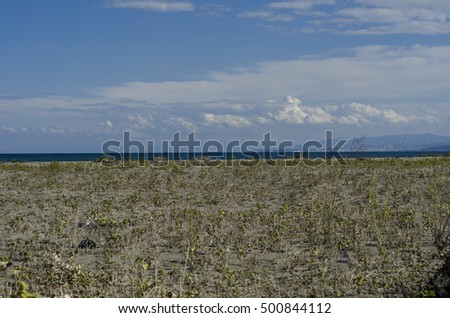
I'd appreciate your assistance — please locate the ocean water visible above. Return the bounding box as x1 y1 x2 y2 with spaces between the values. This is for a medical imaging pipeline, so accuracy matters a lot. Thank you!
0 151 448 162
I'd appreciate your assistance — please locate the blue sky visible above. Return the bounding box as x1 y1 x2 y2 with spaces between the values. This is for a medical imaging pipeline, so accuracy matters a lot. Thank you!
1 0 449 152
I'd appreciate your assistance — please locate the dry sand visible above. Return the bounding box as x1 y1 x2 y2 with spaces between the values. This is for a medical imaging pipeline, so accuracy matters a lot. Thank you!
1 158 449 297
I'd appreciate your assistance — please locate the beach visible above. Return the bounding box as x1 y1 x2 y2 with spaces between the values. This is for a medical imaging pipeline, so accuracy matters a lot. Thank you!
1 158 449 297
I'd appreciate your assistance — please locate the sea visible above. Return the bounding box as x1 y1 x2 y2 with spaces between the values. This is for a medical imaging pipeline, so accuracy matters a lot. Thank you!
0 151 448 162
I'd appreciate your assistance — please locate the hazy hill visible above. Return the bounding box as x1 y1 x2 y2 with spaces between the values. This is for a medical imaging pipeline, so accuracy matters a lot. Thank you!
342 134 450 151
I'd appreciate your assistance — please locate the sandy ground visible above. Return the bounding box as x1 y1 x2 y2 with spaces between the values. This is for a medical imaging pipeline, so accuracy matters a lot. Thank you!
0 157 449 297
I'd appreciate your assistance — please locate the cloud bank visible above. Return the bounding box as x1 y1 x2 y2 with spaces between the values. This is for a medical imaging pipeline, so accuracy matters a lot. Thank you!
95 45 450 104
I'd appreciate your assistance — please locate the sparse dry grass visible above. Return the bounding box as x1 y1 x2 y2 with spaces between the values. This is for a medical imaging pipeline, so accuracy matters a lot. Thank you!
0 158 449 297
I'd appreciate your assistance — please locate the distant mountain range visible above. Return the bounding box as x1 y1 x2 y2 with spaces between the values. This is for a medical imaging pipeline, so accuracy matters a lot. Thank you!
342 133 450 152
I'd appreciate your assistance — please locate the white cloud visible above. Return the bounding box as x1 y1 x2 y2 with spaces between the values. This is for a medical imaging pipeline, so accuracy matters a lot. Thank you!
275 96 307 123
128 114 154 128
336 114 370 125
2 126 17 133
337 9 450 35
67 128 78 133
201 101 255 112
198 3 232 17
272 96 424 126
355 0 450 11
324 105 339 112
96 80 221 104
1 125 29 134
422 115 441 124
95 45 450 104
256 116 271 125
238 0 333 22
239 0 450 34
340 103 418 125
169 117 196 130
350 102 382 116
382 109 413 123
238 11 295 22
105 0 194 12
303 106 334 124
274 97 365 125
40 127 66 134
268 0 335 11
203 113 252 128
106 120 113 128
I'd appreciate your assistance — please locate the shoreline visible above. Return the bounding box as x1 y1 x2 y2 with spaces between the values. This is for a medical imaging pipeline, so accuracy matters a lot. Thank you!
1 152 448 165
